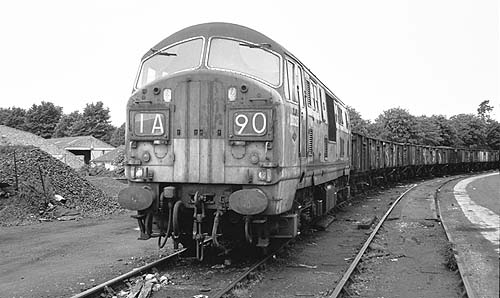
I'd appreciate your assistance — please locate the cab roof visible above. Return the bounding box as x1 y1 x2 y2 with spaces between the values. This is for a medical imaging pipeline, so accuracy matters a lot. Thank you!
141 22 344 105
142 22 287 61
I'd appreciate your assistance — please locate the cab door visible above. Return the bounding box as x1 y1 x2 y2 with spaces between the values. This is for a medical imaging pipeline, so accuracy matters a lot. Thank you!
284 58 307 177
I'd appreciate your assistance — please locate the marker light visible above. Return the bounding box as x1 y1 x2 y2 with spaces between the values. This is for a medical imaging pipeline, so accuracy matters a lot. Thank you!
135 167 144 178
257 169 267 181
258 169 272 182
228 87 237 101
163 88 172 102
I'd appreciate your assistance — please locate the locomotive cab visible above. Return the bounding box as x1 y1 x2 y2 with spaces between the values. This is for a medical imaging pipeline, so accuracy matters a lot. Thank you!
118 23 351 259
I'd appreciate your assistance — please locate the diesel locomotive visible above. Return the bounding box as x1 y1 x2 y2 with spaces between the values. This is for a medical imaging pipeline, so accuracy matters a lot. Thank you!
118 23 351 258
118 23 499 259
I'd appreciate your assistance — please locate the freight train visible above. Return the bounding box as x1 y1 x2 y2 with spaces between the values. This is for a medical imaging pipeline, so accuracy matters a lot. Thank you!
118 23 499 259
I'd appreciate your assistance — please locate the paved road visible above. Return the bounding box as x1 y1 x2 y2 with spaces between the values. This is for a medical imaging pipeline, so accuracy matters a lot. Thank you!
439 171 499 298
465 173 500 215
454 172 499 253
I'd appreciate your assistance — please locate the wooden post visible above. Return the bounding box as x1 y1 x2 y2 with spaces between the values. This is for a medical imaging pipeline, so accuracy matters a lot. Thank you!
13 150 19 191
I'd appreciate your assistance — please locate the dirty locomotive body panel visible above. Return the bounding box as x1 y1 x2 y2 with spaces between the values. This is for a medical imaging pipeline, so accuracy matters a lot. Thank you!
118 23 351 257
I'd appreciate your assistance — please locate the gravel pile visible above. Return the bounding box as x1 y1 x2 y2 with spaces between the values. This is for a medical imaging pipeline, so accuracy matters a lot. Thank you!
0 145 121 226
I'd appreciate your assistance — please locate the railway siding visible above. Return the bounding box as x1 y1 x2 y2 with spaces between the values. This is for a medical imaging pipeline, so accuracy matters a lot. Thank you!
237 185 413 297
348 178 464 298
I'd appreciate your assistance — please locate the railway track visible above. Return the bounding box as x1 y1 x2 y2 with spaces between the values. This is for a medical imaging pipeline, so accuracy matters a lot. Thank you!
69 234 291 298
71 237 217 298
328 176 475 298
209 239 293 298
72 178 477 298
327 184 418 297
70 246 189 298
435 178 478 298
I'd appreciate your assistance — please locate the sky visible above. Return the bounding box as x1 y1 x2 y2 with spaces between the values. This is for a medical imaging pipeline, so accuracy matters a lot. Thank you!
0 0 498 126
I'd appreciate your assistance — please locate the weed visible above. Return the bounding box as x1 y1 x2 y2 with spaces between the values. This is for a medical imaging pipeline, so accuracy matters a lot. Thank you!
443 242 458 271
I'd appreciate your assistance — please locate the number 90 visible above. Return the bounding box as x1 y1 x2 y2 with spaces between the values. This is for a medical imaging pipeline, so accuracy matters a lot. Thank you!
234 112 267 135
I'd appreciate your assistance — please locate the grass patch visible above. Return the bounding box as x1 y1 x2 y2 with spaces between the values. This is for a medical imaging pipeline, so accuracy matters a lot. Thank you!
443 242 458 271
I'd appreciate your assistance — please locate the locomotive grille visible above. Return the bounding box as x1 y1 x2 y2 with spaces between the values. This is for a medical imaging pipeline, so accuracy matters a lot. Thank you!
305 80 311 107
324 137 328 160
308 128 313 156
340 137 345 157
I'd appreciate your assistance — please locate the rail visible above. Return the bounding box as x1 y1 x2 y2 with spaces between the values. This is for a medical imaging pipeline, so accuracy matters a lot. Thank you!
435 178 478 298
70 248 187 298
211 239 293 298
328 184 418 297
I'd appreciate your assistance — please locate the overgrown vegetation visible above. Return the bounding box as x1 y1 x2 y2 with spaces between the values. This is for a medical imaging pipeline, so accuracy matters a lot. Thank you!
1 99 498 150
443 242 458 271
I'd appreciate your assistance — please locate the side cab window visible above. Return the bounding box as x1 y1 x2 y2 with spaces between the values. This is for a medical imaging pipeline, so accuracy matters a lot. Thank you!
284 59 296 103
319 88 327 123
325 92 337 141
284 58 304 106
295 64 304 106
336 106 344 126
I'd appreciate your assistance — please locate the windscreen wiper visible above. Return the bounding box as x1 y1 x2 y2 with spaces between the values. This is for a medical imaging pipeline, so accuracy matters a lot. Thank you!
150 47 177 56
239 42 271 49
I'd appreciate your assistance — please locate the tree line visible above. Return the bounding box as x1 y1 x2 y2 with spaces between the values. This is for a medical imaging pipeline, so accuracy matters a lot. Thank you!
1 100 499 150
0 101 125 147
348 100 500 150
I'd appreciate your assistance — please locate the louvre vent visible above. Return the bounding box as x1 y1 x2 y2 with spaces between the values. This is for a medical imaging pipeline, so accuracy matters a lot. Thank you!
305 81 311 107
324 137 328 160
308 129 313 156
340 137 345 157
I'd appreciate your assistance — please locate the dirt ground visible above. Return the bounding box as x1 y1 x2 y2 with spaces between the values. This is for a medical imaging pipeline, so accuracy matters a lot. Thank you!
0 177 465 298
237 178 462 298
349 178 462 298
0 211 168 298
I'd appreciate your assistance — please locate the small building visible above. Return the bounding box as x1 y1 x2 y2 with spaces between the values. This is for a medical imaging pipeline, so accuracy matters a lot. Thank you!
91 145 124 170
48 136 115 165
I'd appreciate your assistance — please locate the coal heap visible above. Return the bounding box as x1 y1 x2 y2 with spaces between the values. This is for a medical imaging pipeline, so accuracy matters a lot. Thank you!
0 145 120 225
